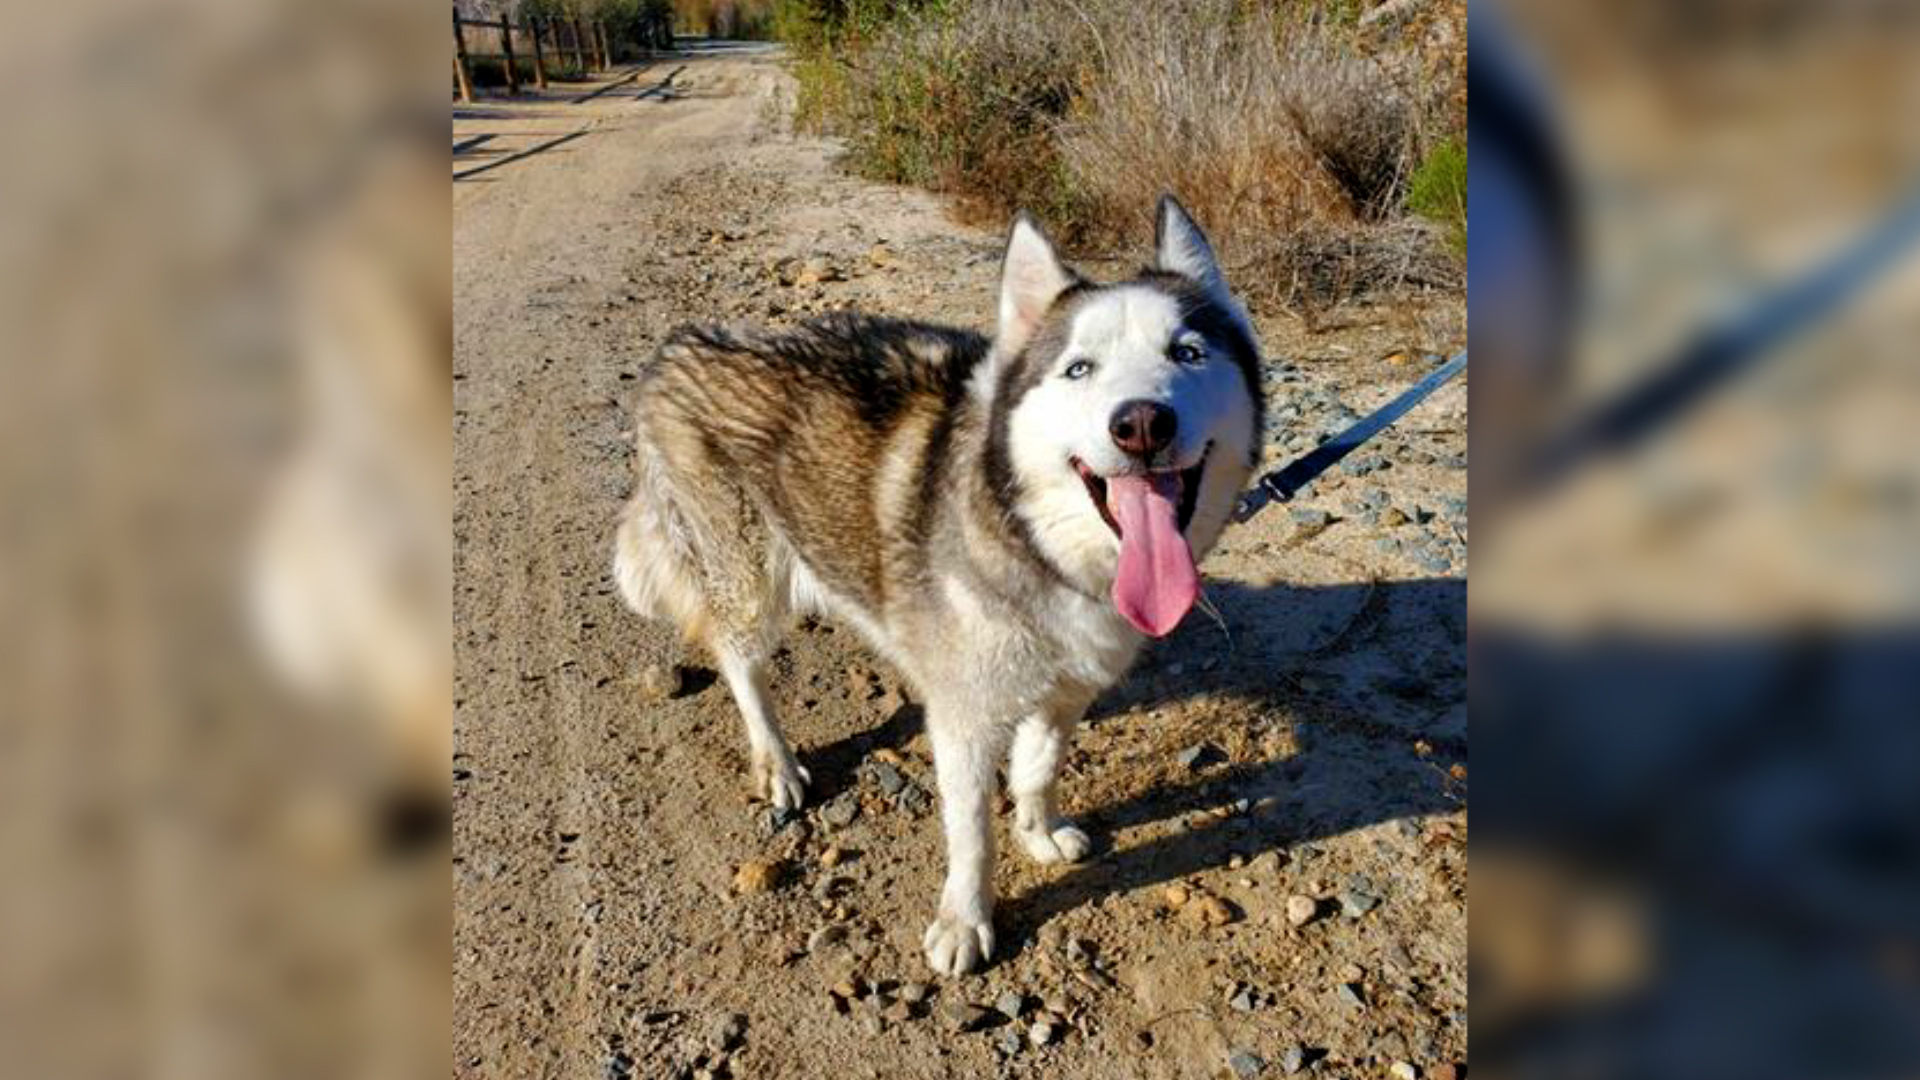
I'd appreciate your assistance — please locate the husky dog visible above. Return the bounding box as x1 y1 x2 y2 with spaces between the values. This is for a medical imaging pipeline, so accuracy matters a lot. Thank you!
613 197 1262 975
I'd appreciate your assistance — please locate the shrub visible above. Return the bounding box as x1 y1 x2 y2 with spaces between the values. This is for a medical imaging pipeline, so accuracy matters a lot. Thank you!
1405 138 1467 254
781 0 1460 300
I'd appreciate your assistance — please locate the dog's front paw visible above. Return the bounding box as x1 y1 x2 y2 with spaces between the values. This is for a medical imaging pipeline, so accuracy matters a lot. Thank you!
1016 820 1092 865
922 912 994 976
752 753 811 811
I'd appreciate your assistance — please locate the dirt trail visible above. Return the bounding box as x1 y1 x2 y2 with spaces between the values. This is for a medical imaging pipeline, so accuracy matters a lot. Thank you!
455 42 1467 1080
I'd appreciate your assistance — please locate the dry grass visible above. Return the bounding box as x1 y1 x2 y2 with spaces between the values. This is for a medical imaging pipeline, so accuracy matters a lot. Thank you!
784 0 1463 303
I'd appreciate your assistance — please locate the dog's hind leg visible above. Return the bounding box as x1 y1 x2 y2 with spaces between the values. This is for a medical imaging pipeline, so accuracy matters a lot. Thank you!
712 630 810 811
1008 688 1096 865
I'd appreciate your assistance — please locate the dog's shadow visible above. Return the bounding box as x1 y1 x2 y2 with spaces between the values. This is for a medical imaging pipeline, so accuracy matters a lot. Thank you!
796 574 1467 944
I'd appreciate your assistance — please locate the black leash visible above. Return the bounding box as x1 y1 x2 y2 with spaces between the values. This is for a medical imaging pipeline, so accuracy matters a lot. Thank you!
1233 350 1468 523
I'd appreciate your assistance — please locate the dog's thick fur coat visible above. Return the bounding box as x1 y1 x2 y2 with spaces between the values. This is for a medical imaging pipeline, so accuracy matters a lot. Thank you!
614 198 1263 974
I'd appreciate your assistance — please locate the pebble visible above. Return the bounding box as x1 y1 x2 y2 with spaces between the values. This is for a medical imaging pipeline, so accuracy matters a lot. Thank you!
899 981 931 1005
996 1028 1024 1056
1338 888 1381 918
995 991 1026 1018
831 976 867 1000
708 1012 746 1052
1175 743 1221 770
1336 982 1366 1009
1028 1018 1058 1046
1228 987 1257 1012
1289 507 1334 530
1279 1046 1307 1074
820 794 860 828
865 761 905 795
1285 895 1320 926
763 806 801 836
806 925 847 953
940 1001 993 1033
862 1011 886 1036
732 859 785 894
1163 884 1191 909
1186 894 1239 928
1390 1063 1419 1080
636 662 682 701
1380 507 1410 527
603 1050 634 1080
872 748 905 767
819 845 846 868
1227 1048 1266 1077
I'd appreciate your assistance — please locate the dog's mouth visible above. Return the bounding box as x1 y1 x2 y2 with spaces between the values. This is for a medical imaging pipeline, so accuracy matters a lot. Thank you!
1071 443 1209 540
1070 444 1211 637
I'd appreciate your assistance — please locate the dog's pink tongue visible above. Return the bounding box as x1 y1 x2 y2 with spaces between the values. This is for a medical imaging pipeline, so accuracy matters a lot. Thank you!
1107 474 1199 637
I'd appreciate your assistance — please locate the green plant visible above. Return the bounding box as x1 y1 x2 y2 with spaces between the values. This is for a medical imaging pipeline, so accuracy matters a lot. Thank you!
1405 137 1467 255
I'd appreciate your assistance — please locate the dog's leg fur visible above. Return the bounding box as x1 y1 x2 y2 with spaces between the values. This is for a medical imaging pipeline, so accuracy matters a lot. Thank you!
922 707 1001 975
1008 693 1094 865
713 635 809 811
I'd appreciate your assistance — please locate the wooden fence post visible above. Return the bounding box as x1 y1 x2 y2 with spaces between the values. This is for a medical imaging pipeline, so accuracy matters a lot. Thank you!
497 15 519 95
452 7 474 103
571 17 588 71
529 18 548 90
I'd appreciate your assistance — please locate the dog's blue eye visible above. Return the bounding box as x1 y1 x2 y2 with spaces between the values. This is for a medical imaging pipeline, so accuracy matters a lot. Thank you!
1063 359 1094 380
1171 342 1204 365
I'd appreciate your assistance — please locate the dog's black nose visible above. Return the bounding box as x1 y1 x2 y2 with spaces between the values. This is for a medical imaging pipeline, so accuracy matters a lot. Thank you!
1109 400 1177 457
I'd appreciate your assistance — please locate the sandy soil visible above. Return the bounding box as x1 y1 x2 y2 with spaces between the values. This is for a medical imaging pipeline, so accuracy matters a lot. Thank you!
454 42 1467 1080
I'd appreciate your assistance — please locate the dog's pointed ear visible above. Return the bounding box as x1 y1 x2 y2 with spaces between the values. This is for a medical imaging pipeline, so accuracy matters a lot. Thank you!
1154 195 1230 301
998 213 1074 355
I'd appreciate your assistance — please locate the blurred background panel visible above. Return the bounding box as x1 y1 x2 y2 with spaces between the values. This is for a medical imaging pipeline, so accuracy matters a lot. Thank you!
0 0 447 1078
1471 1 1920 1078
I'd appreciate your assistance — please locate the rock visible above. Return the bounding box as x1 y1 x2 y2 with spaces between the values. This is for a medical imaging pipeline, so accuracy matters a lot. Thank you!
637 662 682 701
793 256 842 286
996 1028 1024 1056
866 761 905 796
1336 982 1366 1009
1064 937 1095 969
1163 884 1191 909
603 1050 635 1080
708 1013 747 1052
1380 507 1410 527
1285 895 1319 926
1279 1046 1306 1074
1186 894 1239 928
1338 888 1380 918
732 859 785 894
1228 987 1257 1012
867 244 894 267
762 805 801 836
995 991 1027 1018
862 1010 887 1036
820 794 860 828
899 981 931 1005
819 845 846 868
1227 1048 1267 1077
872 748 905 767
806 925 848 953
940 1001 993 1033
1175 743 1221 770
1390 1062 1419 1080
1028 1018 1059 1047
